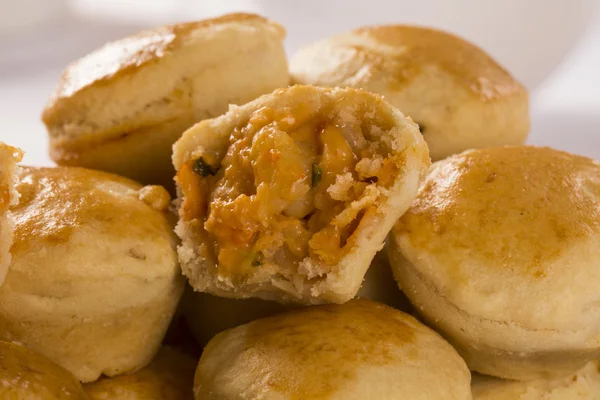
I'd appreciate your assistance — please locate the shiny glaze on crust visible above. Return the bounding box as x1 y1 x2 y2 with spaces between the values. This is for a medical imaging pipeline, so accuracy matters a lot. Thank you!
351 25 524 101
395 146 600 280
48 13 283 101
199 299 418 399
0 340 87 399
11 166 173 254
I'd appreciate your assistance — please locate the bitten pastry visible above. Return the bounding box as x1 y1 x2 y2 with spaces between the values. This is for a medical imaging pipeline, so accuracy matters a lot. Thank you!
388 146 600 380
0 340 88 399
472 361 600 400
194 299 472 400
0 167 184 382
0 143 22 286
173 85 430 304
42 13 289 189
85 347 196 400
291 25 529 160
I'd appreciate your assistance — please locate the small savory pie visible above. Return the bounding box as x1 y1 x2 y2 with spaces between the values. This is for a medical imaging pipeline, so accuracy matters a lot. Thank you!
0 340 88 400
0 166 184 383
194 299 472 400
389 146 600 380
173 85 430 304
42 13 289 189
0 143 22 287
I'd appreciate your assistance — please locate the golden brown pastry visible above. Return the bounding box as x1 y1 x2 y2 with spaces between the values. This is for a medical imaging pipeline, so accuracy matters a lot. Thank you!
0 143 22 286
173 85 430 305
472 361 600 400
84 347 196 400
0 340 88 399
291 25 529 161
0 167 184 382
388 146 600 380
42 13 289 189
182 250 410 346
194 299 472 399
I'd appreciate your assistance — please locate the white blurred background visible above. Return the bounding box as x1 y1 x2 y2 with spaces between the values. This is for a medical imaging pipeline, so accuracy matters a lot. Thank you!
0 0 599 165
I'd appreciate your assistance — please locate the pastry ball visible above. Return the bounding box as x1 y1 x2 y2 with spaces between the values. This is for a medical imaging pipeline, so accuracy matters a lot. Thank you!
388 146 600 380
173 85 430 305
194 299 472 400
0 340 87 399
42 13 289 189
291 25 529 161
472 361 600 400
183 250 410 346
84 347 195 400
0 143 22 286
0 167 184 382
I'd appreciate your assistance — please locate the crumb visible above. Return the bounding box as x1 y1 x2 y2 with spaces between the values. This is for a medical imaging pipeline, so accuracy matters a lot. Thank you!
356 156 383 180
139 185 171 211
327 172 354 201
331 185 379 227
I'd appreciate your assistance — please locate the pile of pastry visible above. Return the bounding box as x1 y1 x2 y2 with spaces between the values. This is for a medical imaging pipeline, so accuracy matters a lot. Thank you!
1 12 599 400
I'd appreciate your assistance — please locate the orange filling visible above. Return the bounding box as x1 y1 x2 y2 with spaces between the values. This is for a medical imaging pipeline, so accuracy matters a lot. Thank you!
176 106 398 280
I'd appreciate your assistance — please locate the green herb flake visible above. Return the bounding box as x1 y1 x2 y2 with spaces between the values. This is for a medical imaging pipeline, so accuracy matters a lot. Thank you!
193 157 219 177
251 259 262 267
243 251 263 267
312 163 322 187
248 252 262 267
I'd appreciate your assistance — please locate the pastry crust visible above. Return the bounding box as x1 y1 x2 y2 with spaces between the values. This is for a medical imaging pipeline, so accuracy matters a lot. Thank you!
0 166 184 382
182 250 408 346
291 25 529 161
173 85 430 304
388 146 600 380
84 347 196 400
182 288 290 348
194 299 472 400
0 143 22 286
472 361 600 400
0 340 87 399
42 13 289 188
